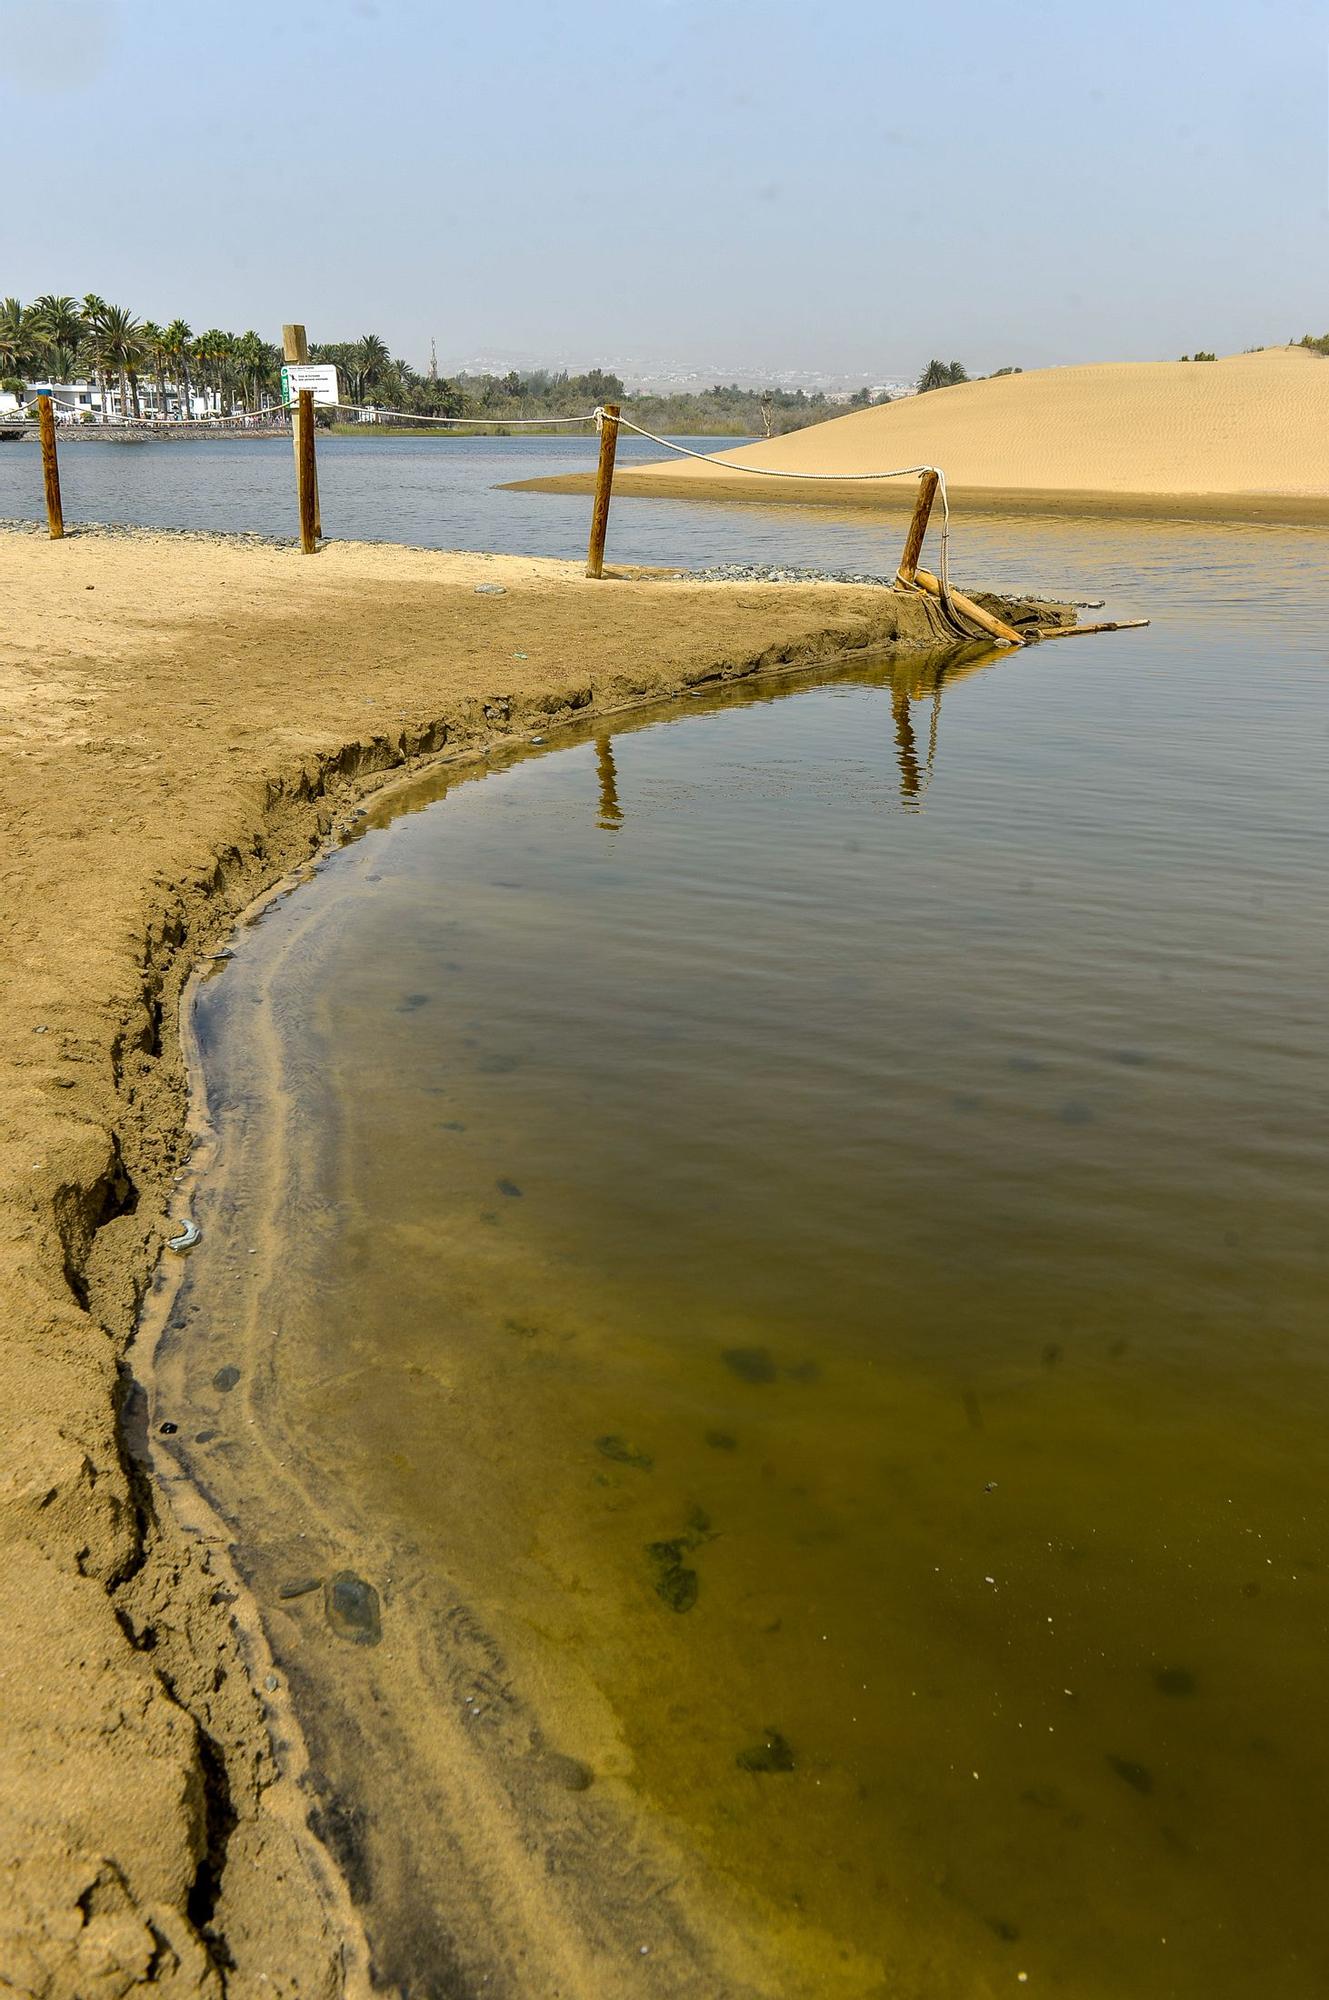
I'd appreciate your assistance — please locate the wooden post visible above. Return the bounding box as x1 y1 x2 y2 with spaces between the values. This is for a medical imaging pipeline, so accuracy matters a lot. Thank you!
896 469 938 584
585 403 620 579
37 395 64 540
282 323 322 538
910 567 1026 646
297 390 318 553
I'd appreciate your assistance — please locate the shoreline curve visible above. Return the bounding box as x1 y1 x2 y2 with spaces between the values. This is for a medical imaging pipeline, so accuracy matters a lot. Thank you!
0 522 1066 1990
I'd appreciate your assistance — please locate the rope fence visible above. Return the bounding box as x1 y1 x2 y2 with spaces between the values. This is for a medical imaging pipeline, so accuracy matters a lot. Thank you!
19 344 1147 649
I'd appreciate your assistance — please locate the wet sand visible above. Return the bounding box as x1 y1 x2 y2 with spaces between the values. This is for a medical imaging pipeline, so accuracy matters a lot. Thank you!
512 347 1329 525
0 523 1060 1990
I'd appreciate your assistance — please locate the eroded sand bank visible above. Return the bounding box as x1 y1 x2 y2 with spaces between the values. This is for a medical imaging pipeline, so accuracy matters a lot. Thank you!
0 523 1074 1993
512 347 1329 524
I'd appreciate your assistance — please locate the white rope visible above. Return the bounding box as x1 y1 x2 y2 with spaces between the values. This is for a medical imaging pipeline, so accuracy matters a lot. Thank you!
326 402 595 428
596 408 952 597
20 387 957 605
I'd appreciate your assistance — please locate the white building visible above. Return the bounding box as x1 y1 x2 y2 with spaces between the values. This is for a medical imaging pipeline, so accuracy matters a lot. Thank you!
19 377 221 422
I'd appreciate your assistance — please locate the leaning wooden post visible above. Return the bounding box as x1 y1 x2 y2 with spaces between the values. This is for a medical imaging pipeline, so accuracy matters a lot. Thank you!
585 402 620 579
910 567 1025 646
297 390 318 553
282 322 322 539
897 469 938 583
37 395 64 540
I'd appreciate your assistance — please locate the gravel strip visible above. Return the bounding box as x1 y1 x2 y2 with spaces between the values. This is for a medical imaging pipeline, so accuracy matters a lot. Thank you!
681 561 901 587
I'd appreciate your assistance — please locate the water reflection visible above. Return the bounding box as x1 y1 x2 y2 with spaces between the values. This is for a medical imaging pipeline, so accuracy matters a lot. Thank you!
595 734 624 829
886 648 1001 806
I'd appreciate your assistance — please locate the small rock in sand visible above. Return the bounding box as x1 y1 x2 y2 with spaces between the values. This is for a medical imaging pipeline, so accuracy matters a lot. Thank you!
324 1570 382 1645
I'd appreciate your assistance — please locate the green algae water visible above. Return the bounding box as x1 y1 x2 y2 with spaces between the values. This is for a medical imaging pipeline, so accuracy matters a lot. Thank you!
150 525 1329 1999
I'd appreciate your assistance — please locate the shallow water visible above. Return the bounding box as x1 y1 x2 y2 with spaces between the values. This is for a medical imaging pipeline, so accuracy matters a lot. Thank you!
148 516 1328 1997
0 431 768 562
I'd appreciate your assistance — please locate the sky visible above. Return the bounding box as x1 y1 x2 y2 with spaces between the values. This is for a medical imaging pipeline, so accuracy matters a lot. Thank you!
2 0 1327 381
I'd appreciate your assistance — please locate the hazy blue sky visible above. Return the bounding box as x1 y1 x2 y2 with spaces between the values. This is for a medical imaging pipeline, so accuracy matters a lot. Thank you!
3 0 1325 378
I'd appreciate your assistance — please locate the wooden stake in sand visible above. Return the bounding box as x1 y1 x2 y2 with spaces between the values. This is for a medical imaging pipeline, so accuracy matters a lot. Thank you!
586 403 621 579
296 390 318 554
37 395 64 540
897 469 938 585
282 323 322 540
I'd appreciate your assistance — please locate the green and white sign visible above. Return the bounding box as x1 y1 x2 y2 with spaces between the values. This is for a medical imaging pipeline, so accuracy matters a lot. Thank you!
280 363 339 408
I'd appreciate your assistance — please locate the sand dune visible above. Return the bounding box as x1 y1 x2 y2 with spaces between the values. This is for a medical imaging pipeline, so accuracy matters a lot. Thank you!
520 348 1329 523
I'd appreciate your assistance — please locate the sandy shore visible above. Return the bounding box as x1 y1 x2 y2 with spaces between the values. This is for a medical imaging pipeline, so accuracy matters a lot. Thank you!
0 523 1071 1992
512 347 1329 525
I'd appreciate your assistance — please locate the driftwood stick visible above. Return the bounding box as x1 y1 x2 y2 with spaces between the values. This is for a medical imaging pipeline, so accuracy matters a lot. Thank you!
1031 619 1151 641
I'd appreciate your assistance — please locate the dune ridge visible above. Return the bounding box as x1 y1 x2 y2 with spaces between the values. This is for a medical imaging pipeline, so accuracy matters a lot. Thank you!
514 349 1329 524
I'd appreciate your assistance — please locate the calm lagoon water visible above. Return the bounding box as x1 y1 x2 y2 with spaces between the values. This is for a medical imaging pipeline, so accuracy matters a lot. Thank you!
0 431 773 564
143 496 1329 1997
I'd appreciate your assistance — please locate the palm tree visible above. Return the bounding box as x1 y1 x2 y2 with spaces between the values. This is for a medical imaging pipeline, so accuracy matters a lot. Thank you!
916 358 969 394
95 304 143 418
213 330 237 413
164 320 193 419
140 321 171 419
122 323 148 419
0 298 35 378
40 341 80 391
30 295 84 370
353 331 390 403
81 296 114 416
193 329 233 414
234 330 276 413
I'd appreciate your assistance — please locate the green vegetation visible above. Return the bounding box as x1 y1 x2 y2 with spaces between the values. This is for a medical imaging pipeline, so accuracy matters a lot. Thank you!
916 358 970 392
444 369 886 436
0 292 887 435
1296 332 1329 356
1179 351 1217 362
0 294 296 418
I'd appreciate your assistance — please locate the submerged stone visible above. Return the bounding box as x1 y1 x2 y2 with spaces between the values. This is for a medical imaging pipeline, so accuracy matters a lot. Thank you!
542 1751 594 1792
596 1434 653 1471
212 1365 241 1392
1107 1754 1153 1795
496 1177 523 1198
278 1576 323 1600
647 1540 699 1613
705 1430 738 1451
737 1728 795 1774
324 1570 382 1645
1152 1666 1197 1697
722 1346 777 1384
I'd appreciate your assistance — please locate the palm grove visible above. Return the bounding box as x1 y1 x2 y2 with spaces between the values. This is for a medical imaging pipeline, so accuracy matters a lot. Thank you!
0 297 460 423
